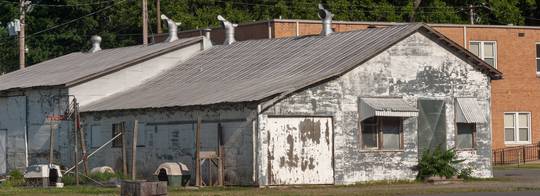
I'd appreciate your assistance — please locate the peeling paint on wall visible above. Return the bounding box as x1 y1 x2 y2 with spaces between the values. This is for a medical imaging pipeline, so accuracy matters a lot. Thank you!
260 32 492 185
266 117 333 185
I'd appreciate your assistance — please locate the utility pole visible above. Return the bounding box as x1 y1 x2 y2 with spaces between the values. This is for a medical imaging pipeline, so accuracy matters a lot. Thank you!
19 0 27 69
469 4 474 25
156 0 162 34
142 0 149 45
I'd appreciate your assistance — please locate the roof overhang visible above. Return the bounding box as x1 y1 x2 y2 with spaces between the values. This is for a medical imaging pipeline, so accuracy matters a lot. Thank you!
359 98 419 122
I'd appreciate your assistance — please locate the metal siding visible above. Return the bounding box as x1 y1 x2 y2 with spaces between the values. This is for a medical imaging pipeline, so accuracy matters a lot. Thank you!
0 37 203 91
0 129 6 174
359 98 418 121
0 96 27 171
455 98 486 123
266 117 333 185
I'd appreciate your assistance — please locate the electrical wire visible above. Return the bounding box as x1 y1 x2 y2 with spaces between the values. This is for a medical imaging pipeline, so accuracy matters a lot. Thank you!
26 0 127 38
0 0 126 46
0 0 118 7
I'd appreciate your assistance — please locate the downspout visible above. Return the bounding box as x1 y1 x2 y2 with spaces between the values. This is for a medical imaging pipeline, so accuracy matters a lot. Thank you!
463 26 467 49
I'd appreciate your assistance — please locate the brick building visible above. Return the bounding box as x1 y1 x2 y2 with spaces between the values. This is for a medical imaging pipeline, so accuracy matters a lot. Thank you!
177 19 540 150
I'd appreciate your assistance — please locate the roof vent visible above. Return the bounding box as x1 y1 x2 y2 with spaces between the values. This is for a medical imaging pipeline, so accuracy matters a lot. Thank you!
161 14 181 42
89 35 102 53
318 4 334 36
203 28 211 40
217 15 237 45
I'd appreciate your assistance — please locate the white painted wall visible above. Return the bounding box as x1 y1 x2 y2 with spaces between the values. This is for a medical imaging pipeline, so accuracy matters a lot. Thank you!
69 43 203 107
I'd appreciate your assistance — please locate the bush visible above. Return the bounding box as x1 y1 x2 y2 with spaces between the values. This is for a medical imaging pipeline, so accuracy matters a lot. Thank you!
3 170 25 187
416 146 464 180
458 167 473 180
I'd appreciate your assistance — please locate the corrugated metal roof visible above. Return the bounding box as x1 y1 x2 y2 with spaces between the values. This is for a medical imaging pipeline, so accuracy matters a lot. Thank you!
455 98 486 123
0 36 203 91
361 98 419 112
81 23 500 112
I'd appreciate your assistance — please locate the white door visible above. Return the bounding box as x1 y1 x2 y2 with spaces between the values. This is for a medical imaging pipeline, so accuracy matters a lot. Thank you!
0 129 6 175
266 117 334 185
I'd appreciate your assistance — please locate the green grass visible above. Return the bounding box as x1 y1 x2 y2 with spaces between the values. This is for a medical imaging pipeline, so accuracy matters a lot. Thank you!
0 177 531 196
0 186 118 196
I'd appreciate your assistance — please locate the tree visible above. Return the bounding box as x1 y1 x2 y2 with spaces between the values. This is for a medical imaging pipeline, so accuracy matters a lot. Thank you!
0 0 539 74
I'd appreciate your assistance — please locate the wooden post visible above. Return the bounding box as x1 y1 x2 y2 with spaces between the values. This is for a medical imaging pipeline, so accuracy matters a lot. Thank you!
75 103 89 176
217 123 224 186
74 121 80 186
195 117 201 187
78 126 89 176
131 120 138 180
122 122 128 176
142 0 148 45
156 0 161 34
18 0 26 69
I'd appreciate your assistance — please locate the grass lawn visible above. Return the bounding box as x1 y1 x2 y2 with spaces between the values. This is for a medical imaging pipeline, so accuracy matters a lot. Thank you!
1 179 538 196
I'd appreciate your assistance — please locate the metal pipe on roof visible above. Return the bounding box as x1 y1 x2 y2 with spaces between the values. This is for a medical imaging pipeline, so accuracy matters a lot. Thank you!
89 35 102 53
218 15 238 45
161 14 180 42
318 4 334 36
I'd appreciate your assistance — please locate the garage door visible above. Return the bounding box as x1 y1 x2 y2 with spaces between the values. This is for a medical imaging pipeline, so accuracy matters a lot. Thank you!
266 117 333 185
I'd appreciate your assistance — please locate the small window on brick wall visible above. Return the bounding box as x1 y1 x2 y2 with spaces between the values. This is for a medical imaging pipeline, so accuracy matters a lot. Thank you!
112 122 125 148
361 117 404 150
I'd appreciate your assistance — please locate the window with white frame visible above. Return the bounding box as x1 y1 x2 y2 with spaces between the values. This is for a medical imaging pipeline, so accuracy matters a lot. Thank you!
470 41 497 68
536 43 540 76
504 112 531 144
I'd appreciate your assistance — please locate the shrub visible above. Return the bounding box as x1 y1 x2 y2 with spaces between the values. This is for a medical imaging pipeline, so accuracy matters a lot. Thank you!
458 167 473 180
3 169 25 187
416 146 464 180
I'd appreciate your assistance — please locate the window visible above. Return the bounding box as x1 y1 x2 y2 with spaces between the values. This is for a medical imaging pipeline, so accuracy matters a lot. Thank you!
504 112 531 144
112 122 125 148
470 41 497 68
536 43 540 76
361 117 403 150
456 123 476 149
90 125 102 148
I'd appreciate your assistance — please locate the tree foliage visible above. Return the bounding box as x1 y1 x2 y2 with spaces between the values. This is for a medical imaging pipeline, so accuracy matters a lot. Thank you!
0 0 538 73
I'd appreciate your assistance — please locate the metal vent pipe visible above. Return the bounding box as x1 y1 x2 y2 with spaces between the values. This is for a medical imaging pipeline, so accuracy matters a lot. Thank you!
89 35 102 53
318 4 334 36
161 14 180 42
217 15 237 45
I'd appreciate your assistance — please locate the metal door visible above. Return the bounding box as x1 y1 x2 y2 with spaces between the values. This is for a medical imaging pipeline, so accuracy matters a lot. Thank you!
0 129 7 175
266 117 333 185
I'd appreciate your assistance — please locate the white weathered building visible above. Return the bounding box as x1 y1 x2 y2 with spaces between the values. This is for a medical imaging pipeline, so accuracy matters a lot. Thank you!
0 17 501 186
0 35 211 174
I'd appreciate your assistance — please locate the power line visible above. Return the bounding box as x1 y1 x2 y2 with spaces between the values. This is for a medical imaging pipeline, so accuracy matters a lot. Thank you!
26 0 127 38
0 0 118 7
0 0 126 46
